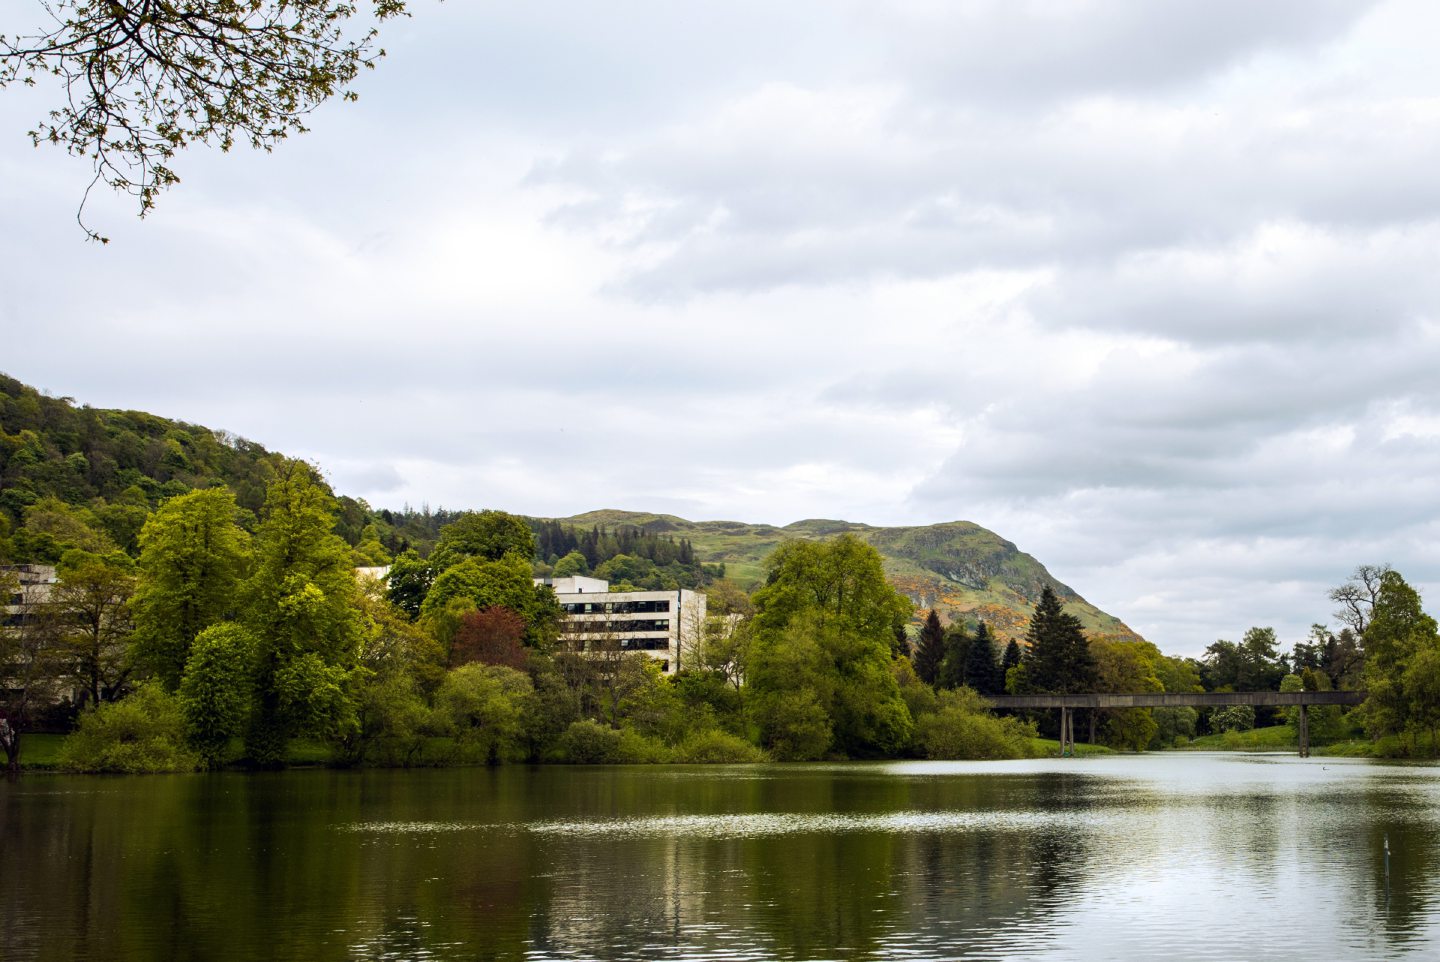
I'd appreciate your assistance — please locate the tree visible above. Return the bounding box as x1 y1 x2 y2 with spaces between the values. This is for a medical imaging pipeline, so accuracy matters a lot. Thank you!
913 609 945 685
1 0 408 240
450 606 528 670
430 510 537 572
432 664 535 765
1091 637 1162 750
936 623 968 690
239 461 364 765
352 523 392 566
130 487 251 690
752 535 912 641
1360 570 1440 747
385 548 433 619
1211 704 1256 734
1001 638 1023 677
1330 563 1392 637
177 622 255 768
1024 586 1096 694
552 550 589 578
962 622 1002 696
748 537 914 758
420 554 560 650
1201 628 1284 693
703 579 754 618
51 553 136 709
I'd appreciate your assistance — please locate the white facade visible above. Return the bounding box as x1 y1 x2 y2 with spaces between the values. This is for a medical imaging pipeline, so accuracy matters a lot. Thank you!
2 564 57 628
536 576 707 674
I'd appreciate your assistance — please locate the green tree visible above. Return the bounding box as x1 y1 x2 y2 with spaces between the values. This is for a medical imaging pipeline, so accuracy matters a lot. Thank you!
239 461 365 765
748 537 914 759
962 622 1002 696
421 554 560 650
430 510 537 572
752 535 912 641
1001 638 1023 677
130 488 251 690
1361 570 1440 747
51 553 136 709
552 550 589 577
1211 704 1255 733
1024 586 1096 694
936 622 968 690
1091 637 1162 750
352 523 392 566
912 609 945 685
385 548 434 618
432 663 535 765
177 622 255 768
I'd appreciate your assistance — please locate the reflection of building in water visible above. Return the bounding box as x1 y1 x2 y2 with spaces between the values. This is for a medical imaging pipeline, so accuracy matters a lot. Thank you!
535 831 739 955
537 576 706 675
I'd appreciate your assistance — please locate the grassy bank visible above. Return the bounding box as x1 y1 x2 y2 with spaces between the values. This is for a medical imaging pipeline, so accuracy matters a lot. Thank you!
1030 738 1114 757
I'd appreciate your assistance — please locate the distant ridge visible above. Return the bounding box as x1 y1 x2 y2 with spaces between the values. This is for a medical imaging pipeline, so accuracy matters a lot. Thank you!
550 509 1144 645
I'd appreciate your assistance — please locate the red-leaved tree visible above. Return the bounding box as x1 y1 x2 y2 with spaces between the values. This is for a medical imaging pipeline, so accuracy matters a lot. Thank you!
451 607 528 670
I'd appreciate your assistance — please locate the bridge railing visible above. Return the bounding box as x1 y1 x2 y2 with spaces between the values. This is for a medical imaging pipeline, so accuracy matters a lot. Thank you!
986 691 1365 710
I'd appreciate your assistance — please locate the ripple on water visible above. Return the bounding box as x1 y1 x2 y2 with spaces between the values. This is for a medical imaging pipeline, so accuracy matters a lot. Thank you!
336 809 1115 839
523 809 1116 839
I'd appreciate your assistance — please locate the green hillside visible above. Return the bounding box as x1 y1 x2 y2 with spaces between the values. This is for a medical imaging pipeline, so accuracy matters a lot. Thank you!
552 510 1144 645
0 373 1142 647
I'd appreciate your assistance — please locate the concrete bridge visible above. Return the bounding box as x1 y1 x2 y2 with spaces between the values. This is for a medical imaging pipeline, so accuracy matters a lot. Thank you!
986 690 1366 757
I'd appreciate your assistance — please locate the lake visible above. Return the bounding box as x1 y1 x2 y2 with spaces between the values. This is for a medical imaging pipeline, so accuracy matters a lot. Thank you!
3 753 1438 961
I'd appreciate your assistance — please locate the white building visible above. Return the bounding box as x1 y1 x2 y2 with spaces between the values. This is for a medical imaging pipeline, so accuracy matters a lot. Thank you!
536 576 707 674
2 564 57 628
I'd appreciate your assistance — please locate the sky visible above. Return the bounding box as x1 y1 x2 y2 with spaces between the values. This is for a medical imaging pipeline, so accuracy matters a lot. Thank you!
3 0 1440 657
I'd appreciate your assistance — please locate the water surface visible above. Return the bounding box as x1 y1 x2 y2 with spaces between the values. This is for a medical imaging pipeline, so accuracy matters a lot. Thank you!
3 753 1437 960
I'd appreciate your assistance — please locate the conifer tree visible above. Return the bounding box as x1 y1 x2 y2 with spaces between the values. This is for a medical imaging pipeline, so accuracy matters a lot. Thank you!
913 609 945 685
1024 586 1097 694
963 621 1001 696
1001 638 1024 692
938 622 969 690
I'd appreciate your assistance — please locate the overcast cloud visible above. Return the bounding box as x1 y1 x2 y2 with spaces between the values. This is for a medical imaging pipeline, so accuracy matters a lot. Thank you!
4 0 1439 655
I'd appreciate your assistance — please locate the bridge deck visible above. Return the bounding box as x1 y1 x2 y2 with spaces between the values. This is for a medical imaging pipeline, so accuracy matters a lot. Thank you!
987 691 1364 710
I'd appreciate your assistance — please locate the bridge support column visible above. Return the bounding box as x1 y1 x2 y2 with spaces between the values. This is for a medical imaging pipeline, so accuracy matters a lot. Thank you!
1059 707 1073 757
1298 704 1310 758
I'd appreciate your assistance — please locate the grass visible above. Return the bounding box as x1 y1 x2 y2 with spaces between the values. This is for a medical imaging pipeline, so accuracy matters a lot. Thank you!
1029 737 1114 757
1182 725 1300 752
15 733 67 770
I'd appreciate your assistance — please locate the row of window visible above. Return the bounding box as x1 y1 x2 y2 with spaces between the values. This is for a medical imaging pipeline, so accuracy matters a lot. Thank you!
562 619 670 634
562 600 671 615
619 639 671 651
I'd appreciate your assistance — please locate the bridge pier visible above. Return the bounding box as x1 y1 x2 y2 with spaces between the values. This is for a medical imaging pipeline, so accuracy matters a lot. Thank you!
1059 706 1075 757
1298 704 1309 758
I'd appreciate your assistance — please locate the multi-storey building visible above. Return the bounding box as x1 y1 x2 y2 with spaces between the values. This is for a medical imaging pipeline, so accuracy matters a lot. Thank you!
2 564 57 628
537 576 706 675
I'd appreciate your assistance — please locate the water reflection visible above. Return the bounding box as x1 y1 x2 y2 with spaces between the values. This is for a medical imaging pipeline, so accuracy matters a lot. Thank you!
4 756 1440 961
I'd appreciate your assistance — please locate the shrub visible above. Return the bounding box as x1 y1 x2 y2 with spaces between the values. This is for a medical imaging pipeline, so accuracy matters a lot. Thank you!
613 728 670 763
552 719 673 763
554 719 625 763
60 685 199 773
916 688 1036 760
673 729 767 763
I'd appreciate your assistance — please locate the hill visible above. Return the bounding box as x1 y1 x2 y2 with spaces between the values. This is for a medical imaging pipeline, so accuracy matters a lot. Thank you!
0 374 1143 646
551 510 1144 645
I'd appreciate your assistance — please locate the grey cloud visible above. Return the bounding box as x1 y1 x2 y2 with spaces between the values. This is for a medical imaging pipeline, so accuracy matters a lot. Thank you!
875 0 1377 103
